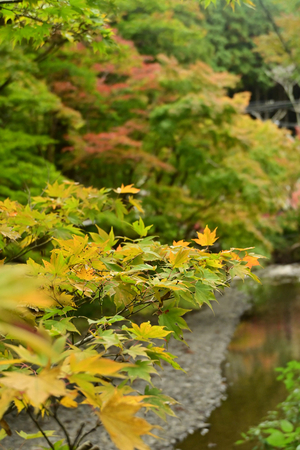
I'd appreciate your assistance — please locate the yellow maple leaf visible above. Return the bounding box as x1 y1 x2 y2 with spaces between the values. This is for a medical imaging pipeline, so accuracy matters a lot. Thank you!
0 388 17 420
192 225 219 246
172 240 190 247
114 184 140 194
129 322 172 340
168 248 190 268
0 368 66 407
60 390 78 408
74 266 95 281
99 390 157 450
69 354 131 376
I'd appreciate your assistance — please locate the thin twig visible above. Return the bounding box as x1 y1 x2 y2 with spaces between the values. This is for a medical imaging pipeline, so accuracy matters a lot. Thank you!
51 410 73 450
15 11 46 23
75 301 136 348
27 408 55 450
258 0 300 80
7 236 53 262
72 423 85 449
76 423 100 447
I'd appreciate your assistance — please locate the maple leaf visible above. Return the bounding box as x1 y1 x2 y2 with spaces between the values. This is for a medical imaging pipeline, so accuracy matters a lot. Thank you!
194 282 216 311
168 248 190 268
124 322 172 341
114 184 140 194
125 360 157 383
16 430 57 440
69 354 131 376
172 240 190 247
192 225 219 246
229 263 249 281
158 304 191 343
132 218 153 237
243 255 261 269
0 368 67 407
59 390 78 408
0 388 17 420
74 266 95 280
144 386 177 421
124 344 148 359
145 345 182 371
0 226 21 240
99 390 156 450
129 195 144 213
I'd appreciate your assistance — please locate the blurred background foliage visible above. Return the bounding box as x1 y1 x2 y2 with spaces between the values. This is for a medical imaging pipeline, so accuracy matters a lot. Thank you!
2 0 300 259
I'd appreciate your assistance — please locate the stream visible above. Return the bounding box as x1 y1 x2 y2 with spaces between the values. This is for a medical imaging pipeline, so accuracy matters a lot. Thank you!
176 268 300 450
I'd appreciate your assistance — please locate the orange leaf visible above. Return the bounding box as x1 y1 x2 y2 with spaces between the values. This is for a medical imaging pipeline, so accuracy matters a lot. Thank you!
243 255 260 269
114 184 140 194
192 225 219 246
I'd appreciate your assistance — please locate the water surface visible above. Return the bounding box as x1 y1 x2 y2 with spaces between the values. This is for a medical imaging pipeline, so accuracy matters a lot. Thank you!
177 276 300 450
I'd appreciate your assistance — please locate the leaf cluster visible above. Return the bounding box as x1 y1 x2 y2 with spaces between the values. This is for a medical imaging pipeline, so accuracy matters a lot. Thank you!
239 361 300 449
0 180 262 449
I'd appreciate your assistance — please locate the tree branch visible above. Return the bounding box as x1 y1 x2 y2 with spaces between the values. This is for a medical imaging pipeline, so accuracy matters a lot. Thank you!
258 0 292 56
0 76 12 94
0 0 23 4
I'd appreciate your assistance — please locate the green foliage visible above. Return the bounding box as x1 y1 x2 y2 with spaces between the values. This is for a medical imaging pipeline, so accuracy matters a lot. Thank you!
0 181 261 449
239 361 300 449
113 0 209 64
0 0 115 51
199 0 255 6
199 0 283 91
0 44 71 203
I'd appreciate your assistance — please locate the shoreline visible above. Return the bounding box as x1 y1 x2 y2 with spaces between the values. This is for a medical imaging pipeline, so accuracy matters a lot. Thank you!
146 285 252 450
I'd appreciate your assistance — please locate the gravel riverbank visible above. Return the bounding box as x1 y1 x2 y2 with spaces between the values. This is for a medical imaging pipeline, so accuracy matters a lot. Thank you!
4 284 251 450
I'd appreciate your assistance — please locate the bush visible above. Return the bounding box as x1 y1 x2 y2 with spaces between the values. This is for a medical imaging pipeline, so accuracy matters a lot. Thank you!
0 181 261 449
238 361 300 449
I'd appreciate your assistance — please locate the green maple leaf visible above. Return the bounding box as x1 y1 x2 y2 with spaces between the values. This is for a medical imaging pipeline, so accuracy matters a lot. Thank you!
158 303 191 343
194 282 216 311
124 360 157 383
144 386 177 421
145 345 183 371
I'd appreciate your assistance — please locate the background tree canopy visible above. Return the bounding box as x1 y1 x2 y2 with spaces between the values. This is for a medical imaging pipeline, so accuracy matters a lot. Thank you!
2 0 300 256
